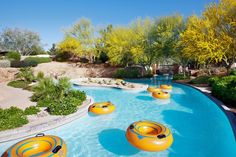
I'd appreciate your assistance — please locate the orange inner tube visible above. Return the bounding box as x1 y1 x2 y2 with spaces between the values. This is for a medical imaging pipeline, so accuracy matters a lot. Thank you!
152 91 170 99
88 102 116 115
126 121 173 152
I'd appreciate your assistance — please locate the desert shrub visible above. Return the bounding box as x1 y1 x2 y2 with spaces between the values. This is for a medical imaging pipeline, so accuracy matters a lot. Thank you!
47 97 79 115
24 106 40 115
23 57 51 64
208 76 220 86
31 77 56 102
0 107 28 131
54 52 71 62
0 60 11 68
190 76 211 84
114 68 140 78
7 80 29 88
229 69 236 76
98 51 109 63
6 51 20 61
10 60 38 67
16 67 35 83
32 77 86 115
212 75 236 106
36 71 44 80
173 74 190 80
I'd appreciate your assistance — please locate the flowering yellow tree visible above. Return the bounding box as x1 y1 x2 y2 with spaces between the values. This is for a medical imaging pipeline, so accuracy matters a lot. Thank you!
104 18 152 66
179 0 236 71
57 37 82 56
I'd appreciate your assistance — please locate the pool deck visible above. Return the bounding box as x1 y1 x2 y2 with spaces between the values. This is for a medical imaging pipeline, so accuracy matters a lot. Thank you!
0 96 94 143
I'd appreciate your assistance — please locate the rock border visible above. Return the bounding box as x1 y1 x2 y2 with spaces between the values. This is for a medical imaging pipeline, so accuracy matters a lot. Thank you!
0 96 94 143
71 78 148 92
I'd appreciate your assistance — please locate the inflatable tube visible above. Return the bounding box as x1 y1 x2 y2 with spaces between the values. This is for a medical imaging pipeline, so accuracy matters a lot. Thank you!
147 86 162 93
152 91 170 99
126 121 173 152
88 102 115 115
160 84 172 90
1 133 67 157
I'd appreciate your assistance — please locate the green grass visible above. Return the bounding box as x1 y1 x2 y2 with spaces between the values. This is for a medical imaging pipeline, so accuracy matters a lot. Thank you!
0 107 28 131
190 76 211 84
7 80 29 88
173 74 190 80
23 57 51 64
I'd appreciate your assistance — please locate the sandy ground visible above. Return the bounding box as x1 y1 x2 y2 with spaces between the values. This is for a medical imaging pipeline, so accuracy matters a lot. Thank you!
33 62 118 79
0 82 36 109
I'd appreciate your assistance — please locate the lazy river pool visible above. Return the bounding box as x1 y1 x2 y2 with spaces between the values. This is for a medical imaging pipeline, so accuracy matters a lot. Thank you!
0 79 236 157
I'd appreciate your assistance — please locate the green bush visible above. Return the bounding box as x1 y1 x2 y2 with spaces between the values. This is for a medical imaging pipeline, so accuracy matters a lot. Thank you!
0 107 28 131
208 76 220 86
36 71 44 80
48 97 78 115
23 57 51 64
114 68 140 78
54 52 71 62
173 74 190 80
98 51 109 63
24 106 40 115
32 77 86 115
7 80 29 88
190 76 211 84
212 75 236 106
6 52 21 61
229 69 236 76
11 60 38 67
17 67 35 83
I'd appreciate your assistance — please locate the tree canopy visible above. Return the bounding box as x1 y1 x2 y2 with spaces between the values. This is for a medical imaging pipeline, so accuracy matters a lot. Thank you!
55 0 236 70
0 28 43 55
179 0 236 70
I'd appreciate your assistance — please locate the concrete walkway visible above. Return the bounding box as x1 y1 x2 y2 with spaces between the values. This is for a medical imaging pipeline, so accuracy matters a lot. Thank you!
0 82 36 109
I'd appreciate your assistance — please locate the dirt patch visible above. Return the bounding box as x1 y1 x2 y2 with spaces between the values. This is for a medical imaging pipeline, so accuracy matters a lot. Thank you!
0 68 18 83
33 62 118 78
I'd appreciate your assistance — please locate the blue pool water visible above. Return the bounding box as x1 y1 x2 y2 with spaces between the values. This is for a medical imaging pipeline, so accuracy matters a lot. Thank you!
0 79 236 157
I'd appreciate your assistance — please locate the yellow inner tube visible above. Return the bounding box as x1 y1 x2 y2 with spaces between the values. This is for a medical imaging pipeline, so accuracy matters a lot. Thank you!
152 91 170 99
126 121 173 152
88 102 116 115
2 134 67 157
147 86 162 93
160 84 172 90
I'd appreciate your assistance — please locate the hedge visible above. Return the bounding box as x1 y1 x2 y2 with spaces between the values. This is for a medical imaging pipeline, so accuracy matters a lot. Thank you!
6 52 21 61
190 76 211 84
173 74 190 80
212 75 236 106
114 68 140 78
23 57 51 64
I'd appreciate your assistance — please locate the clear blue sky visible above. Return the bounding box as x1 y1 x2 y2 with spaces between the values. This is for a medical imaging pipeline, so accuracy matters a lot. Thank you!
0 0 217 50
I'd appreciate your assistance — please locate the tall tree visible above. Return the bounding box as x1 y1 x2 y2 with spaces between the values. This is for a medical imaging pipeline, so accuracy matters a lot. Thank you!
146 14 185 65
0 28 43 55
64 18 95 62
57 37 82 56
179 0 236 72
95 24 113 62
104 18 152 66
